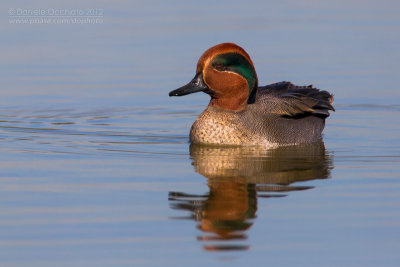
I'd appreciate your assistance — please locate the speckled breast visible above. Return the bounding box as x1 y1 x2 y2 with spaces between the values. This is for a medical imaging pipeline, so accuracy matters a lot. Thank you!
189 106 261 145
189 107 241 145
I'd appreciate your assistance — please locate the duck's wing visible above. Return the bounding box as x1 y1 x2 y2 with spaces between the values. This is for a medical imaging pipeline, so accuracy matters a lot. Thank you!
256 81 334 119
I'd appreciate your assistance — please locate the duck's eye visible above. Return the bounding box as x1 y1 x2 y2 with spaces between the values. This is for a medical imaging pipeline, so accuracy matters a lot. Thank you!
214 63 226 71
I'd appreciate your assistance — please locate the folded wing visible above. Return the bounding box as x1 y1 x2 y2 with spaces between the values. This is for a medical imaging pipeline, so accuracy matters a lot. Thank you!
257 81 334 119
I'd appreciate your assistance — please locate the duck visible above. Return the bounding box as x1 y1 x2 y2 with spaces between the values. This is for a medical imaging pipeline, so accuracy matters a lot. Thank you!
169 43 334 147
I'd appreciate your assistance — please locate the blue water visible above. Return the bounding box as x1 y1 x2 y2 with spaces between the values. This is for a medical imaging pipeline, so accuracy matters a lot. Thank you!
1 1 400 266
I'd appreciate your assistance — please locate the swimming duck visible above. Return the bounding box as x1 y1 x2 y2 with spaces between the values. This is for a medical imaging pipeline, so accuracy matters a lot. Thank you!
169 43 334 147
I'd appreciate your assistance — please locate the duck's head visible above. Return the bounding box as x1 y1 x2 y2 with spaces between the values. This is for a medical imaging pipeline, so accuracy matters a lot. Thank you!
169 43 258 110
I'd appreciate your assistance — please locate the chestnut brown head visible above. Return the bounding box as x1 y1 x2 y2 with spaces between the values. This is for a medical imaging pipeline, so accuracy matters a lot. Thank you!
169 43 258 110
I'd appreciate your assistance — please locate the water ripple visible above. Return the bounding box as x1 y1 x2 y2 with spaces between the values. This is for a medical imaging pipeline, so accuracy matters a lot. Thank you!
0 106 194 157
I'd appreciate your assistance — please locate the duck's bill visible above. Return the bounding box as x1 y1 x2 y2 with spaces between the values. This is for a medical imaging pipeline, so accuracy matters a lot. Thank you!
169 73 211 96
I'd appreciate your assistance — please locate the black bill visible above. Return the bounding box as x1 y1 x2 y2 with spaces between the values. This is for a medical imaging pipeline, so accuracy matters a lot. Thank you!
169 72 212 97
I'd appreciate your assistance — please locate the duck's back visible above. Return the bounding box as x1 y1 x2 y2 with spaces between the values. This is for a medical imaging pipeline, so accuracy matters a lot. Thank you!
255 81 334 119
245 81 334 145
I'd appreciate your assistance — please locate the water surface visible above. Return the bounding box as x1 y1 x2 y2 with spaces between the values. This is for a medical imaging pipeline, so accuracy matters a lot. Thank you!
1 0 400 266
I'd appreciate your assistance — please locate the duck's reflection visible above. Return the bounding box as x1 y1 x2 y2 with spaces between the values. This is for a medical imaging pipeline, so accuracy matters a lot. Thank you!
169 141 333 251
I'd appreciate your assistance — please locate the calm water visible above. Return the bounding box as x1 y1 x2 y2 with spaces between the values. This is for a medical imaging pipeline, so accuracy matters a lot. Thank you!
1 0 400 266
